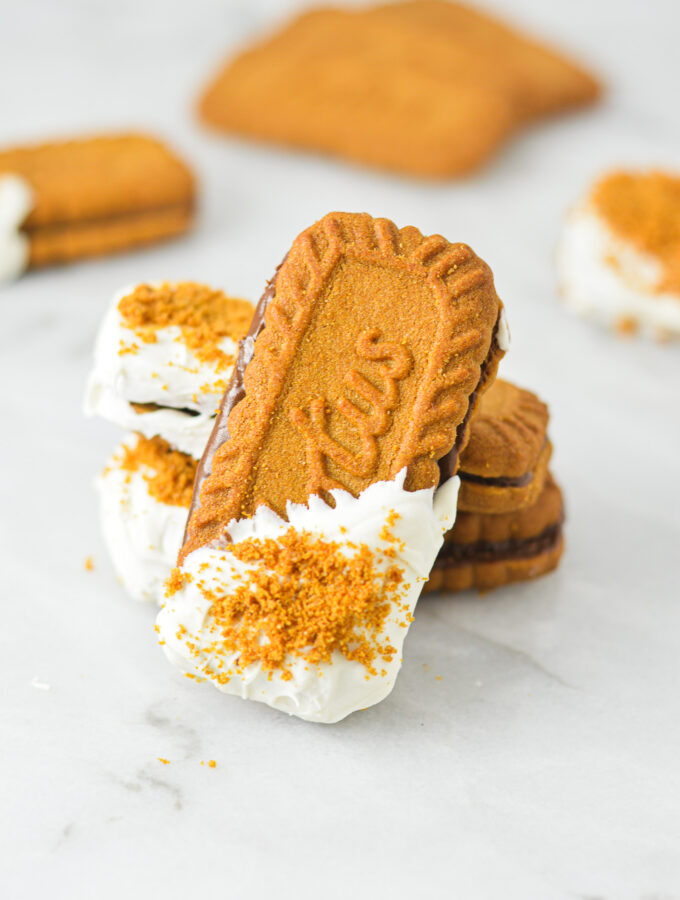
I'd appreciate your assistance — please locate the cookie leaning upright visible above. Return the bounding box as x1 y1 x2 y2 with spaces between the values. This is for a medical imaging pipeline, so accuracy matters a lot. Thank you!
182 211 506 560
0 134 195 280
159 211 507 723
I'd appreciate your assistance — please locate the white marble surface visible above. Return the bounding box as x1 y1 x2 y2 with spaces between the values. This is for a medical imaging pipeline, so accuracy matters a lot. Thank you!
1 1 680 897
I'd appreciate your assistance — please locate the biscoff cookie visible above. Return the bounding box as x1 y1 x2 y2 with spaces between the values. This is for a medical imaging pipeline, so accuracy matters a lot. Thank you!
198 1 600 179
425 473 564 593
182 211 506 559
157 211 507 723
0 134 195 280
440 379 551 514
557 169 680 339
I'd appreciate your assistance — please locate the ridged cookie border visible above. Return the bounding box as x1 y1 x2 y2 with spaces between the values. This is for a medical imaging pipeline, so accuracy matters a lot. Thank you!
183 212 500 557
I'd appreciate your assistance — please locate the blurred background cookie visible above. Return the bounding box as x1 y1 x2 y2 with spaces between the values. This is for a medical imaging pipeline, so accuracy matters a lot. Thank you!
0 133 195 281
198 0 600 179
557 169 680 340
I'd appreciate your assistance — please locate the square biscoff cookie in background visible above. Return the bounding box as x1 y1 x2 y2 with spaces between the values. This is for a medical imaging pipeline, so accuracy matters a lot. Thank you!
0 133 196 282
198 0 601 179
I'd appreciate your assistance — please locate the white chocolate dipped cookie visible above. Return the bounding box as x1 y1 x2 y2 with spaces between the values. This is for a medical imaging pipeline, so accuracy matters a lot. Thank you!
557 170 680 340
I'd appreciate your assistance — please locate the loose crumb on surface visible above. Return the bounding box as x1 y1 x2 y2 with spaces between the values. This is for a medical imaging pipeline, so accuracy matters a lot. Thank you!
158 758 170 765
84 556 94 571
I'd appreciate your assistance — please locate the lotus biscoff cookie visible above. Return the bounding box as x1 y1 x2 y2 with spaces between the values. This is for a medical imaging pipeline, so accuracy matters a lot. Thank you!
0 134 195 281
440 379 551 515
198 0 600 179
426 473 565 593
156 211 508 723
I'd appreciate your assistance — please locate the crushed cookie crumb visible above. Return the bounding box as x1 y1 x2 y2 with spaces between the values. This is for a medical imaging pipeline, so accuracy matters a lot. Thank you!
118 282 253 370
184 527 408 680
158 758 170 765
593 171 680 294
84 556 94 571
118 435 197 508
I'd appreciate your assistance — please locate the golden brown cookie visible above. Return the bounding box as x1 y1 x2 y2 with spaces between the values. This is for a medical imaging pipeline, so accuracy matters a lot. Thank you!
439 379 551 514
425 473 564 593
198 1 600 179
0 133 195 267
181 211 506 560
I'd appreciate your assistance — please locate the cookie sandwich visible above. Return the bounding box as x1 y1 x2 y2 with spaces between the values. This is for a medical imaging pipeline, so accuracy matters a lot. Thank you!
0 133 195 282
557 169 680 339
157 211 508 723
427 380 563 593
85 282 253 457
440 379 551 515
427 474 564 593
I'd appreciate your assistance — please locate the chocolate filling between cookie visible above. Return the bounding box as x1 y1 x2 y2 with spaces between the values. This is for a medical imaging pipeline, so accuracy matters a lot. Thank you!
186 259 503 538
458 469 534 488
130 401 202 418
434 521 563 567
21 201 195 237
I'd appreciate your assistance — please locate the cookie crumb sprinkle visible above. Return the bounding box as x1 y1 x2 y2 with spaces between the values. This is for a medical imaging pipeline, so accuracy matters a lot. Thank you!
118 435 197 508
593 171 680 294
84 556 94 571
187 527 408 680
118 282 253 369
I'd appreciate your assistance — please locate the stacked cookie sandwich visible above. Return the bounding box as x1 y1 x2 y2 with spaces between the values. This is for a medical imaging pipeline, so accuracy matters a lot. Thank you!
84 282 252 602
87 212 563 722
427 380 564 593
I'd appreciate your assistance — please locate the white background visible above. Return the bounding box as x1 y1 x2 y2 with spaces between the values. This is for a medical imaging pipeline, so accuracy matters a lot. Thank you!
1 1 679 898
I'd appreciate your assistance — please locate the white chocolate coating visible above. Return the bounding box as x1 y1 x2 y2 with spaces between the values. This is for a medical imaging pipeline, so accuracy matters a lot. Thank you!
496 306 511 352
156 470 459 724
0 175 33 283
97 434 189 604
557 203 680 338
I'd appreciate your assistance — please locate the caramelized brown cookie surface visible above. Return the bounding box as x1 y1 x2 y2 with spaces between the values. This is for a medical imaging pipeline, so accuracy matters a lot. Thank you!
182 211 505 559
198 1 600 178
440 379 551 514
0 133 195 266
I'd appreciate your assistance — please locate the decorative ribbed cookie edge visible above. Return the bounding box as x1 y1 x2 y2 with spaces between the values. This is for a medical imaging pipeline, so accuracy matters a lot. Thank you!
181 211 501 559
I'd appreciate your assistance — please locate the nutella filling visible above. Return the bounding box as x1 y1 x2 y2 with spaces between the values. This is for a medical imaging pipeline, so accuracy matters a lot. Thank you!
130 401 201 417
186 258 503 535
458 469 534 489
434 521 562 568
